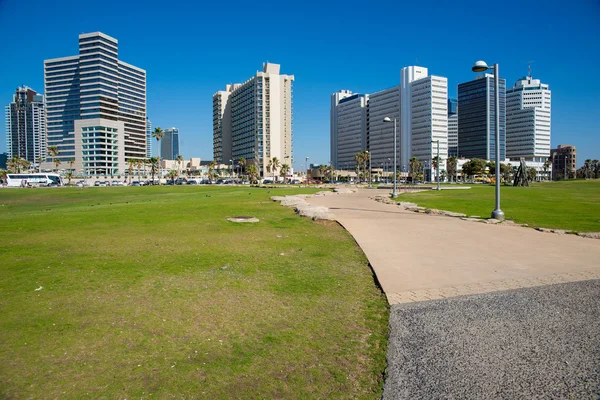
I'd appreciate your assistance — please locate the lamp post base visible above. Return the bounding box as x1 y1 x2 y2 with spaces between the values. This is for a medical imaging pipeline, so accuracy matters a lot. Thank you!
391 192 398 198
491 209 505 221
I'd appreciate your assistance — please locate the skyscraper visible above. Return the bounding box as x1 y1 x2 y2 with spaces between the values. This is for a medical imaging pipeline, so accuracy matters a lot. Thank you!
448 98 458 157
5 86 46 166
330 66 448 174
330 90 353 168
213 63 294 175
458 74 506 161
161 127 180 160
44 32 146 175
146 118 152 158
506 75 551 162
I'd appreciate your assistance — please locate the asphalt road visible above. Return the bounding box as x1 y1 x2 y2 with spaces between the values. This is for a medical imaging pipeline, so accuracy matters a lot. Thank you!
383 279 600 399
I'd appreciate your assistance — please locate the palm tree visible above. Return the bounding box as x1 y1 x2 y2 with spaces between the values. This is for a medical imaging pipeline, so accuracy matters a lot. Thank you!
318 164 327 181
127 158 137 184
271 157 280 182
237 157 246 179
543 159 552 181
65 171 74 185
432 156 440 182
48 146 59 172
208 160 217 183
54 158 62 172
148 157 159 184
152 127 164 183
593 160 600 179
409 157 421 182
446 156 457 182
168 169 178 182
176 155 184 177
68 158 75 173
246 164 259 184
37 157 44 173
280 163 290 183
266 159 273 180
354 151 369 182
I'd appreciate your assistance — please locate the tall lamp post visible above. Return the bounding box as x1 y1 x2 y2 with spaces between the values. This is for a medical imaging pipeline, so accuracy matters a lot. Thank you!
472 60 504 220
230 159 234 182
431 140 440 191
306 156 309 185
383 117 397 198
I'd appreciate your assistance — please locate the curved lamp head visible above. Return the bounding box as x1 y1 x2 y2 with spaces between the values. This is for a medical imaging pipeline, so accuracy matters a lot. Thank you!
472 60 490 72
383 116 392 123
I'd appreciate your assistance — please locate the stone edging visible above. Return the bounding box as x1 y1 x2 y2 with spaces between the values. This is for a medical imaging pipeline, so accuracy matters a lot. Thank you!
371 195 600 240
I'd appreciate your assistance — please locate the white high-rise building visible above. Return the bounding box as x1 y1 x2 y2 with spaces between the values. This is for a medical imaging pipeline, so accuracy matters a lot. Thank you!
410 75 448 179
330 90 353 168
44 32 146 175
5 86 46 167
213 63 293 176
366 86 400 171
335 93 368 169
506 75 551 163
400 66 429 168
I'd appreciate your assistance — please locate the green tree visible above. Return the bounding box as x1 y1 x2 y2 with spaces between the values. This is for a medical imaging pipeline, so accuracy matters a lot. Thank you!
543 159 551 181
208 160 217 182
48 146 59 172
168 169 178 182
237 157 246 180
54 158 62 172
64 171 74 185
280 163 290 182
68 158 75 172
446 156 458 182
148 157 159 184
527 167 537 182
127 158 137 184
271 157 280 181
409 157 421 182
246 164 259 184
176 155 184 176
501 163 514 184
152 127 164 183
432 156 441 181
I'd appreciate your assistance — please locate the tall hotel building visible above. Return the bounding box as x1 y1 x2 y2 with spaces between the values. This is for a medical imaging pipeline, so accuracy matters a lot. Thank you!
213 63 294 175
458 74 506 161
506 75 551 163
5 86 47 166
331 66 448 174
44 32 146 175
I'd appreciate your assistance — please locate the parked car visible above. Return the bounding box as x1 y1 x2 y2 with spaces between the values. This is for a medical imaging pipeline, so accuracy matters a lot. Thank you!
76 180 87 187
187 180 198 185
98 181 108 187
131 181 141 186
94 180 101 187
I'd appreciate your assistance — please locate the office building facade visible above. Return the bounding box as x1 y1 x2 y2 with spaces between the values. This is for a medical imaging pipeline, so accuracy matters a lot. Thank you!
551 144 576 180
44 32 146 175
458 74 506 161
161 127 180 160
146 118 152 158
506 75 551 161
213 63 294 175
330 90 353 168
448 98 458 157
330 66 448 175
5 86 46 166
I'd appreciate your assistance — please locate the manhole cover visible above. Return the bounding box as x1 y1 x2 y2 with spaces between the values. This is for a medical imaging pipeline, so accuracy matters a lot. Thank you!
227 216 259 223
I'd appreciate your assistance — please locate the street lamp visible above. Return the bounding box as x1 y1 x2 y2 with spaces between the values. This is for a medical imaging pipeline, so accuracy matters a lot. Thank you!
431 140 440 191
229 159 234 182
472 60 504 220
383 117 398 198
306 156 309 185
365 150 371 187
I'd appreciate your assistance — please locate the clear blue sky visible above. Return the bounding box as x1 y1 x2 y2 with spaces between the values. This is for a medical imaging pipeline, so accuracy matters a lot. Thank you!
1 0 599 169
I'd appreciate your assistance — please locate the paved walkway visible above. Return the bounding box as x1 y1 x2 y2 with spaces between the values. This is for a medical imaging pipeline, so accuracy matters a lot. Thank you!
308 189 600 304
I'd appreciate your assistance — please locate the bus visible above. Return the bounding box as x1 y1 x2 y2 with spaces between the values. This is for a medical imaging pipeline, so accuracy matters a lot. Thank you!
4 173 63 188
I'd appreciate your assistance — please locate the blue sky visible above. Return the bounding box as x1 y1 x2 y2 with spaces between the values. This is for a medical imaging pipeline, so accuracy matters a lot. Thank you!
1 0 599 169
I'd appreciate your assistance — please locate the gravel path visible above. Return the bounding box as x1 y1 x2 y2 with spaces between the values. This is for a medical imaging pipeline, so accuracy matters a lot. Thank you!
383 279 600 399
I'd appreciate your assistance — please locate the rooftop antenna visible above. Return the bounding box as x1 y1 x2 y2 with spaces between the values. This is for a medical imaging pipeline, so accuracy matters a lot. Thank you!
527 60 534 78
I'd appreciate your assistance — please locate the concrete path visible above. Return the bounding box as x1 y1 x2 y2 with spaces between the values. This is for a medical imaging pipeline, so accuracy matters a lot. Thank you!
306 188 600 398
308 189 600 304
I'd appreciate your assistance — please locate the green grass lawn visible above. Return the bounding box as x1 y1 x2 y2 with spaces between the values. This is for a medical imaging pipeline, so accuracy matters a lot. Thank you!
397 180 600 232
0 185 389 399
